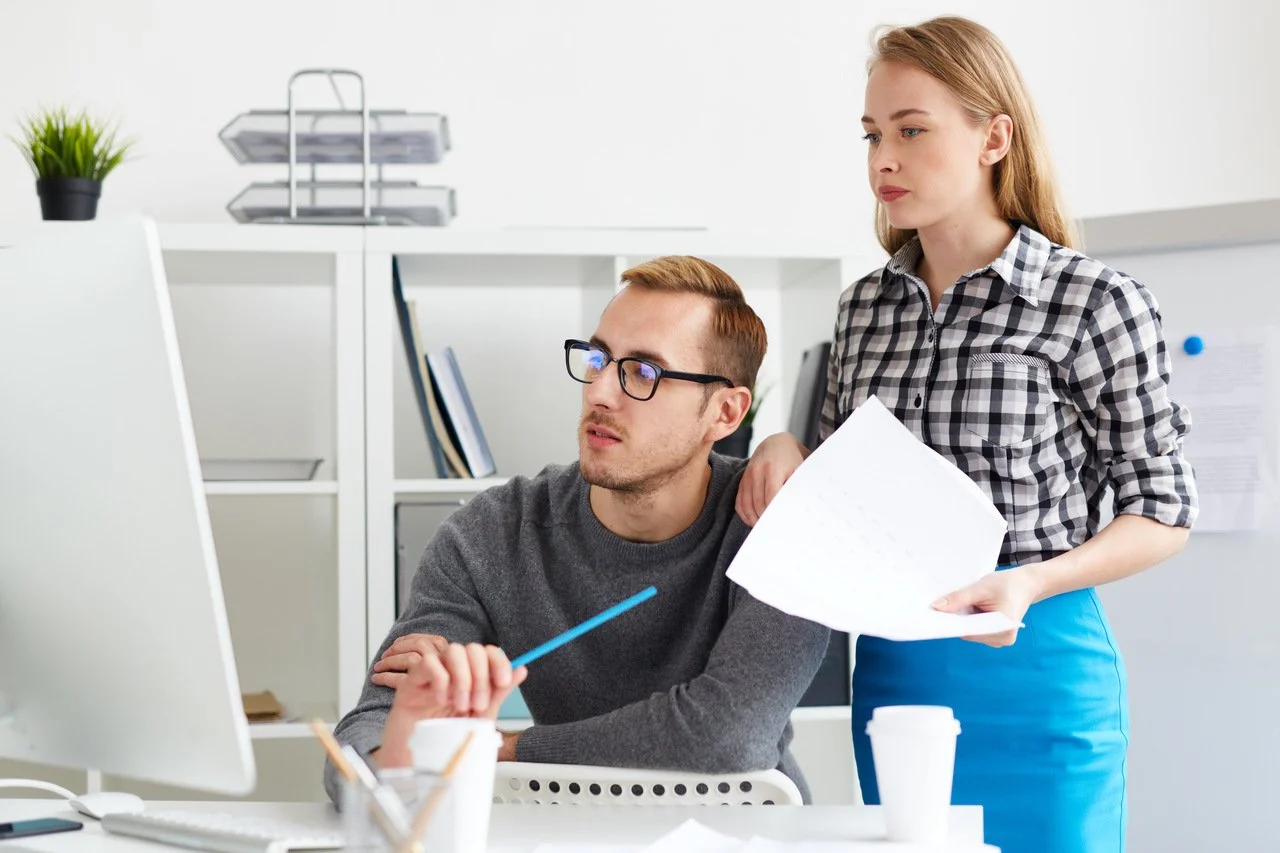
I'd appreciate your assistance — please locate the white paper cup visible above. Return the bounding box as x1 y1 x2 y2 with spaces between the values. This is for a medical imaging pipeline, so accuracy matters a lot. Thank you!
409 718 502 853
866 705 961 843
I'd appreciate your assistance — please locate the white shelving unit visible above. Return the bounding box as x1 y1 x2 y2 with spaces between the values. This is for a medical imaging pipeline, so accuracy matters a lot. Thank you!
155 225 370 758
359 233 869 806
0 221 871 802
152 226 368 734
362 229 870 665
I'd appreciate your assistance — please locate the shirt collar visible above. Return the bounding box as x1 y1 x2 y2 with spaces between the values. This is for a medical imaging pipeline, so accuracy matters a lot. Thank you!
880 223 1053 306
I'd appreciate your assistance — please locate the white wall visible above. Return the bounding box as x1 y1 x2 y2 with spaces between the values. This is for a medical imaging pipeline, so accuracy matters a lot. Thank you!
3 1 1279 244
5 0 1280 836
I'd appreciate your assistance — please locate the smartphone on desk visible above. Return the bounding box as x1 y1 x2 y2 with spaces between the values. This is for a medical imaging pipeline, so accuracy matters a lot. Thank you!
0 818 83 840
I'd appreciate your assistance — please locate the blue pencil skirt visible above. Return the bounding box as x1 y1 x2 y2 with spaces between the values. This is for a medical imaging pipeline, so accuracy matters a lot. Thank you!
852 586 1129 853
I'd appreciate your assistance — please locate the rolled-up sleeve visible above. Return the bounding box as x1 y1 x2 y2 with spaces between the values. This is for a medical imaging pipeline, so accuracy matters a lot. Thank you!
1067 278 1198 528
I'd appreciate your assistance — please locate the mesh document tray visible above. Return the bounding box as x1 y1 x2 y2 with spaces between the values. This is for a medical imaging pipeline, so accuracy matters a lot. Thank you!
228 181 456 226
219 110 451 164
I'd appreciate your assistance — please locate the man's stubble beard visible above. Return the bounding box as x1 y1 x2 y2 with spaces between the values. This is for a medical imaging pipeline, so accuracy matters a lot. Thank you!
580 435 702 496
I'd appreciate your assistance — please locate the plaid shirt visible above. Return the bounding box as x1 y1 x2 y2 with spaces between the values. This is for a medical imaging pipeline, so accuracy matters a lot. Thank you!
819 224 1198 565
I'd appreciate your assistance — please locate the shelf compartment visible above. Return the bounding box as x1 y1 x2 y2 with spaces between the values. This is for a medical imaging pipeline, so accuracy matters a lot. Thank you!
219 110 450 165
247 701 337 740
201 458 323 482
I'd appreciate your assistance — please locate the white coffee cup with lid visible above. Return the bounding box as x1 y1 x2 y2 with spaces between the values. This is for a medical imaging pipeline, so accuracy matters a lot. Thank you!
866 705 962 843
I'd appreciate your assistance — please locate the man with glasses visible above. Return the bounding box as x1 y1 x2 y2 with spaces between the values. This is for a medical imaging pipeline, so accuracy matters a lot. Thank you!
326 256 830 803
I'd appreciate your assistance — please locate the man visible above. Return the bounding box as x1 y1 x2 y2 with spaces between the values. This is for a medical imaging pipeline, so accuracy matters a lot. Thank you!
325 256 830 803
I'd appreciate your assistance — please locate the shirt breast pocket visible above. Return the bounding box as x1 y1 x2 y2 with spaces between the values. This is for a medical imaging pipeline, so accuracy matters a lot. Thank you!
961 354 1057 448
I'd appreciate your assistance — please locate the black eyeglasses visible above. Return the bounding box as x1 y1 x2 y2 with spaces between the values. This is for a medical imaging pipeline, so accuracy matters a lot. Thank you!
563 339 734 402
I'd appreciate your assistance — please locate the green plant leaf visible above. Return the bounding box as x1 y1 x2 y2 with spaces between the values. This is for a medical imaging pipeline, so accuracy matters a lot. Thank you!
9 106 133 180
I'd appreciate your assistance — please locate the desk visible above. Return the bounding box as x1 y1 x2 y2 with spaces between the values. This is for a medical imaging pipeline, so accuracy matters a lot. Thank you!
0 800 993 851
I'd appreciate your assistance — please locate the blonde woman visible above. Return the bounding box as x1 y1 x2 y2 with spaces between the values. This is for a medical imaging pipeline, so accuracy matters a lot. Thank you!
736 16 1197 853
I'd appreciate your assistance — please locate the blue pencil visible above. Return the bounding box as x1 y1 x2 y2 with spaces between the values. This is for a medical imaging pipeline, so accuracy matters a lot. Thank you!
509 586 658 669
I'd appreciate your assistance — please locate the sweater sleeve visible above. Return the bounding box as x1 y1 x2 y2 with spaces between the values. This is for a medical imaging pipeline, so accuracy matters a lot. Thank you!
514 586 830 782
323 511 498 804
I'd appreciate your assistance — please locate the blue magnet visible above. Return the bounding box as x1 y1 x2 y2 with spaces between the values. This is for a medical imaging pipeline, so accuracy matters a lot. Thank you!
1183 335 1204 356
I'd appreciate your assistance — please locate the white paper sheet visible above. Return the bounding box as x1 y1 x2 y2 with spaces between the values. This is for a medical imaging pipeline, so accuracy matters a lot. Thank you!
726 396 1016 641
529 846 640 853
1171 328 1280 532
635 820 1000 853
640 819 746 853
739 839 995 853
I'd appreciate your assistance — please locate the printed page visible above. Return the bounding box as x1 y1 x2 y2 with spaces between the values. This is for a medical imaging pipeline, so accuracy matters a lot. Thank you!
1170 328 1280 532
727 397 1015 641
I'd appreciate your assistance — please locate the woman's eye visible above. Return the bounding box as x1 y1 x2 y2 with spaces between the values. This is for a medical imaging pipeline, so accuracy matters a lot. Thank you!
902 127 923 138
862 132 881 144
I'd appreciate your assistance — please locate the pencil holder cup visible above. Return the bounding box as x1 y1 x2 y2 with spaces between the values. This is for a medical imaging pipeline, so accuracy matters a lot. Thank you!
410 719 501 853
341 767 455 853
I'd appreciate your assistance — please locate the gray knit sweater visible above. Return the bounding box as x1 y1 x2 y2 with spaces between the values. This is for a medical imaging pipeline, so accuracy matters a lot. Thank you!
326 453 830 803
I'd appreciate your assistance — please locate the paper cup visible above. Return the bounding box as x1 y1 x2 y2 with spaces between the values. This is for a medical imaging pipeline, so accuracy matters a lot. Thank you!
866 705 961 843
409 718 502 853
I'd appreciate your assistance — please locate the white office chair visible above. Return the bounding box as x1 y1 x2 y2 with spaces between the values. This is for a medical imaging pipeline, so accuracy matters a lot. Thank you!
493 762 803 806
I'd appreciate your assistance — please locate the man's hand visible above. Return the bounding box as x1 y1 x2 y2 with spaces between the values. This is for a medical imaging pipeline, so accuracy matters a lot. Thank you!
375 639 527 767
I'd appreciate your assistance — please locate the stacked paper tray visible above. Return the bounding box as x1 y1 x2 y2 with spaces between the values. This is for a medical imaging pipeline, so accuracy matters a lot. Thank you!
228 181 457 226
219 110 450 164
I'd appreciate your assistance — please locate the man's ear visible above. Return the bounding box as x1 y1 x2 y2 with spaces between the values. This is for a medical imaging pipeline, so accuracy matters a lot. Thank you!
980 114 1013 166
708 386 752 443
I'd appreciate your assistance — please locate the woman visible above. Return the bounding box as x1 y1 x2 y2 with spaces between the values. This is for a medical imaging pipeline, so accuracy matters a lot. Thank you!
736 16 1197 853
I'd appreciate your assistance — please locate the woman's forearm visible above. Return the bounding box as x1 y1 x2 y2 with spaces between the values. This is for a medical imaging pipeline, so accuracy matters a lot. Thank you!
1026 514 1191 602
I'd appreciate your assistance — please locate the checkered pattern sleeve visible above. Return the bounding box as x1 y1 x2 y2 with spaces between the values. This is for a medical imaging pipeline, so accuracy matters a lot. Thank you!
1066 275 1198 527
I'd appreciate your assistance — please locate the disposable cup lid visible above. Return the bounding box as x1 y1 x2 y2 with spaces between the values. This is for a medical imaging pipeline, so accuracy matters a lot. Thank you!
866 704 960 735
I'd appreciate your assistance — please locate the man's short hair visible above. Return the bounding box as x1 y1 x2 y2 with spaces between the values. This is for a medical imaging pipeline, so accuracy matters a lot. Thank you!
619 256 767 390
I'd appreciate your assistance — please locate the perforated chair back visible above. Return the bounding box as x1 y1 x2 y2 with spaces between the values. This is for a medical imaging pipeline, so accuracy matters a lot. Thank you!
493 762 803 806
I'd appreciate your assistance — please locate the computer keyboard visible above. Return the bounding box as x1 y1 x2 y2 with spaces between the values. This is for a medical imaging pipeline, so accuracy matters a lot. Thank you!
100 809 344 853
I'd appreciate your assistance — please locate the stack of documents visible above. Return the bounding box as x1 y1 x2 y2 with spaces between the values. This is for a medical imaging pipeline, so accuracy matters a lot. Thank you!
726 396 1017 641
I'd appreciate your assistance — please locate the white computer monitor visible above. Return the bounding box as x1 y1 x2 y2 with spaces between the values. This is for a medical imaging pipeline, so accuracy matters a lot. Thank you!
0 215 256 795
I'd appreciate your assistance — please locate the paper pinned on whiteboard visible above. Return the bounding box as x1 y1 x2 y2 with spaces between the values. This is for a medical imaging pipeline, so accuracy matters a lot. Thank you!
1171 327 1280 532
726 396 1016 642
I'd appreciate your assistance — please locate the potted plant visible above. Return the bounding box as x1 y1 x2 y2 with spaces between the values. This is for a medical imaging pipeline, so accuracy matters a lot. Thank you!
11 108 133 221
713 381 772 458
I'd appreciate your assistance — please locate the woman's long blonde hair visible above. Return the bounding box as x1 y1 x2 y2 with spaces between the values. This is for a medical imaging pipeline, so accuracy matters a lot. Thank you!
870 16 1078 255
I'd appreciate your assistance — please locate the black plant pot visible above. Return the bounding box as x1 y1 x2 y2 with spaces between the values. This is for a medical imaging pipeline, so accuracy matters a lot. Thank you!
36 177 102 221
713 423 753 458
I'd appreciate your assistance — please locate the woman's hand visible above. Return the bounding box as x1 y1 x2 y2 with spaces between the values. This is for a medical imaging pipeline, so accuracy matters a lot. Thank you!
735 432 809 526
932 564 1047 648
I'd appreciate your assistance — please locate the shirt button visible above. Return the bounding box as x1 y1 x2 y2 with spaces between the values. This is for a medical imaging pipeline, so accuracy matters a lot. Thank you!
914 394 923 408
927 331 934 343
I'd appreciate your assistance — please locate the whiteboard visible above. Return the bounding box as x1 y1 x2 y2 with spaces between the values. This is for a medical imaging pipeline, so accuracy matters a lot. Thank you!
1091 239 1280 853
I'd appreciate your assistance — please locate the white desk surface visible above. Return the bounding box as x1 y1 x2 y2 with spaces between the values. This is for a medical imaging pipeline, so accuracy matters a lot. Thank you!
0 800 993 851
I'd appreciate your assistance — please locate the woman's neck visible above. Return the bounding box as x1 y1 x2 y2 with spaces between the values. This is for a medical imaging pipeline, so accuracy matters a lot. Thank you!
915 211 1016 311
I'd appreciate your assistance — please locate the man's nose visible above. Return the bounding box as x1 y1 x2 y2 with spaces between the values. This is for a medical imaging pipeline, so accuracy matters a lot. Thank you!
584 364 626 407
